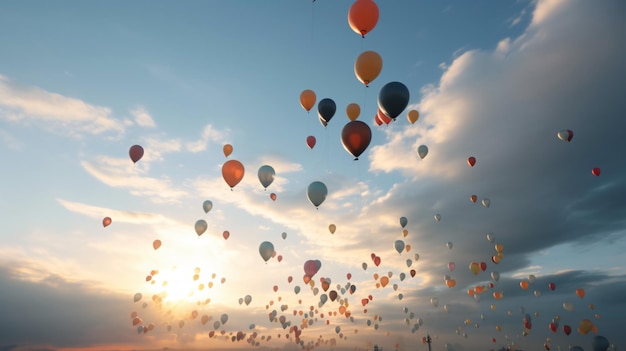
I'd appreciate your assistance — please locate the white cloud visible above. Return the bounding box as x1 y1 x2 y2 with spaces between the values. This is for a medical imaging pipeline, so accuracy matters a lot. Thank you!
130 105 156 127
186 124 230 152
0 75 127 137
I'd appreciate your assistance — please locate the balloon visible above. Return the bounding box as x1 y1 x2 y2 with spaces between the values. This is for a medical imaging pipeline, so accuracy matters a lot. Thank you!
328 224 336 234
548 282 556 291
354 51 382 86
133 292 142 303
223 144 233 157
592 167 601 176
102 217 112 227
576 288 585 299
306 135 316 149
407 110 419 124
445 279 456 288
222 160 245 189
448 262 456 271
222 230 230 240
556 129 574 142
129 145 144 163
520 280 529 290
376 108 392 125
300 90 316 112
152 239 161 250
202 200 213 213
563 324 571 335
281 232 287 240
469 262 480 275
318 98 336 126
304 259 322 278
592 335 610 351
486 233 495 242
258 165 276 190
417 145 428 159
347 0 379 38
399 216 408 228
394 240 405 254
435 214 442 222
467 156 476 167
482 198 491 208
378 81 410 119
470 195 477 203
220 313 228 325
259 241 275 262
446 241 452 249
270 193 277 201
563 302 574 312
341 120 372 160
430 297 439 307
491 271 500 281
195 220 207 236
307 181 328 208
346 103 361 121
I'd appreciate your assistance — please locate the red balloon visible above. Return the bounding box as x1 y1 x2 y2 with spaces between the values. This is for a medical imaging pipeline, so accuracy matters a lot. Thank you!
102 217 112 227
373 114 383 126
341 120 372 160
592 167 601 176
548 282 556 291
306 136 316 149
480 262 487 271
470 195 478 203
563 325 571 335
410 269 416 277
377 108 392 125
129 145 144 163
270 193 277 201
347 0 379 38
467 156 476 167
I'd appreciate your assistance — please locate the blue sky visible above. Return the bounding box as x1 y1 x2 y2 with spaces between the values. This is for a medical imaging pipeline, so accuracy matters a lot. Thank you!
1 1 625 351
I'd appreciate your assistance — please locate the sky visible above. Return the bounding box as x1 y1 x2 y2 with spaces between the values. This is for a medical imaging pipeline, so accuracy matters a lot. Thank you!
0 0 625 350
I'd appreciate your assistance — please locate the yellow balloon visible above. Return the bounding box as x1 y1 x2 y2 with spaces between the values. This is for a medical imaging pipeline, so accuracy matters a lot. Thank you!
407 110 419 124
354 51 382 86
346 103 361 121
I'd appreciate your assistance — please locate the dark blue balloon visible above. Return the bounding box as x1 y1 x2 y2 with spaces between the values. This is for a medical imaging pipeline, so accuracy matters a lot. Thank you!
378 82 410 119
318 98 336 126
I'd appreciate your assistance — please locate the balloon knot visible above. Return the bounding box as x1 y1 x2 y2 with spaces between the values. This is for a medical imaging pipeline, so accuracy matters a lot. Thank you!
354 157 358 161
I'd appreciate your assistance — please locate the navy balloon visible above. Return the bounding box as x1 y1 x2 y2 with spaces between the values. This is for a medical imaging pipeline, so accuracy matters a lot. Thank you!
318 98 336 126
378 82 409 119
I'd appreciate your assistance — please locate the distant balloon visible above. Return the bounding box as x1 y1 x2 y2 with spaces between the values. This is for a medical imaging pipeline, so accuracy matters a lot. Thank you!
328 224 336 234
354 51 382 87
222 160 245 189
592 167 601 176
399 216 408 228
300 90 316 112
592 335 610 351
407 110 419 124
306 135 317 149
223 144 233 157
576 288 585 299
270 193 277 201
467 156 476 167
195 220 207 236
258 165 276 190
347 0 379 38
417 145 428 159
556 129 574 142
341 120 372 160
259 241 275 263
430 297 439 307
304 259 322 278
281 232 287 240
470 195 478 203
129 145 144 163
435 214 442 222
152 239 161 250
446 241 452 249
202 200 213 213
482 198 491 208
346 103 361 121
318 98 336 127
394 240 405 254
378 81 409 120
307 181 328 209
102 217 112 228
223 230 230 240
133 292 142 303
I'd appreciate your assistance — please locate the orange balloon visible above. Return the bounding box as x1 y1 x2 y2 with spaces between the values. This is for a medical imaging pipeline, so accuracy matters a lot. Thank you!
407 110 419 124
348 0 379 38
223 144 233 157
346 103 361 121
102 217 112 227
446 279 456 288
380 276 389 288
300 90 316 112
152 239 161 250
354 51 382 86
520 280 529 290
575 288 585 299
222 160 245 189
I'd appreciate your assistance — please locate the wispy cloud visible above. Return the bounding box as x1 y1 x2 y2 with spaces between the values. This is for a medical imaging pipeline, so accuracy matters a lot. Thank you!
130 105 156 128
0 75 127 137
186 124 229 153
